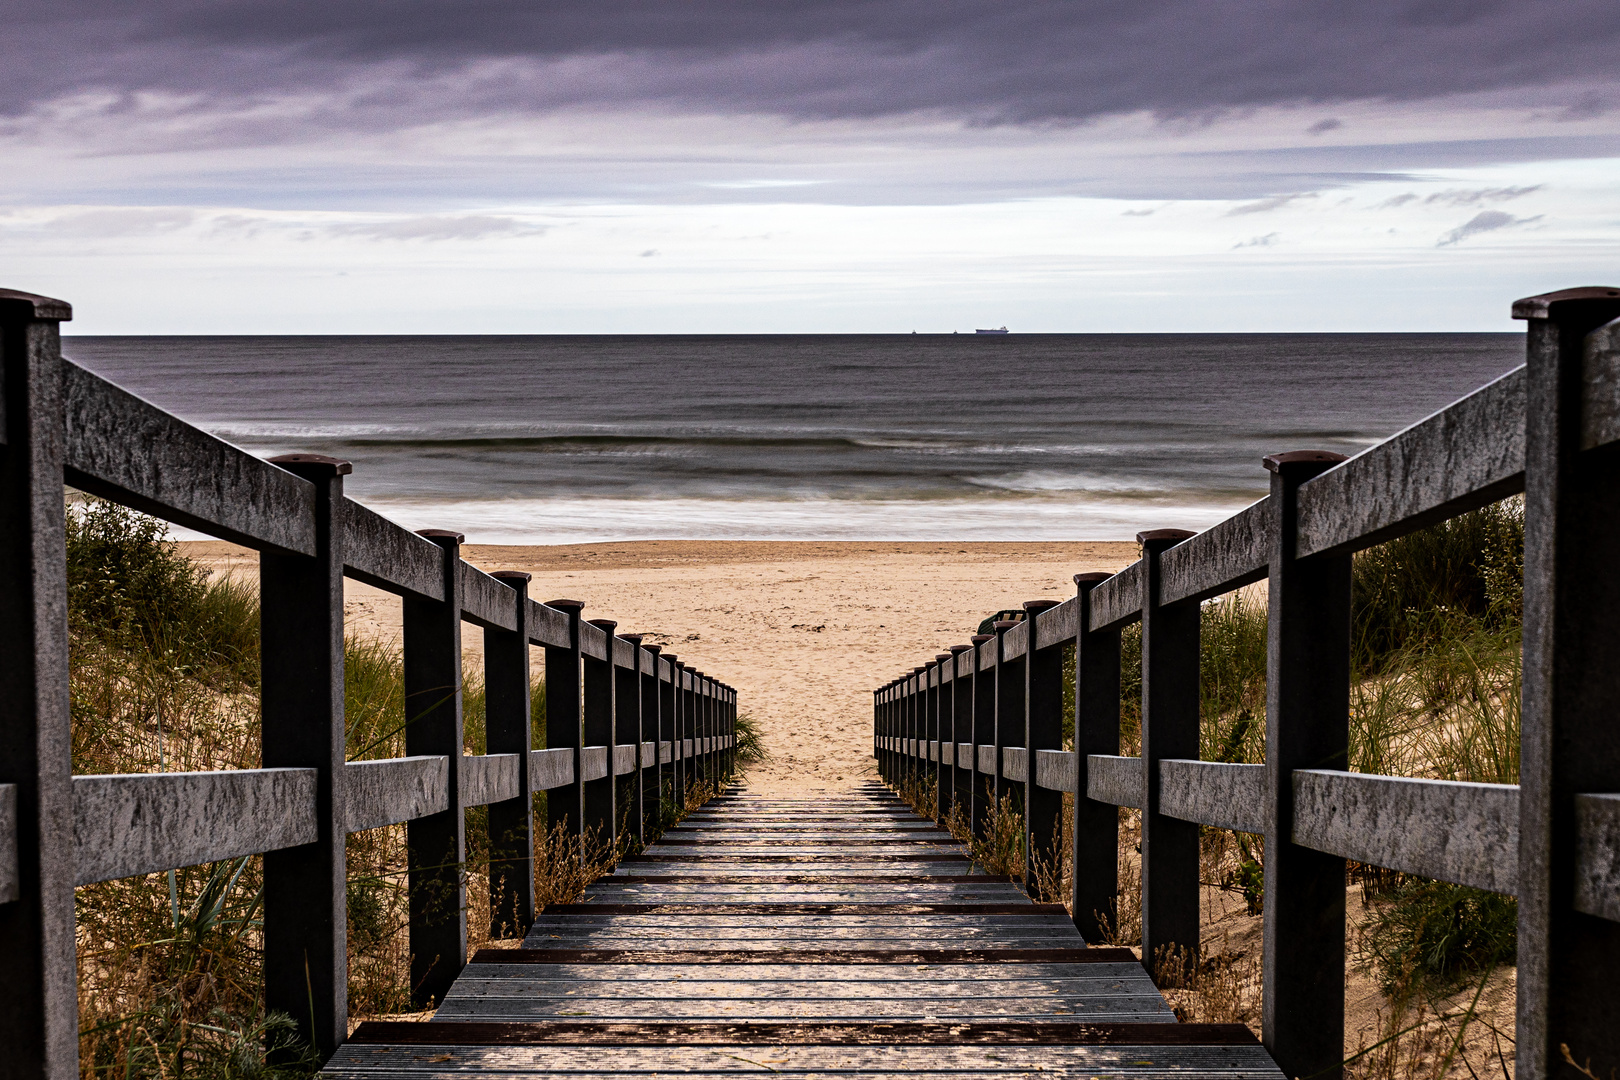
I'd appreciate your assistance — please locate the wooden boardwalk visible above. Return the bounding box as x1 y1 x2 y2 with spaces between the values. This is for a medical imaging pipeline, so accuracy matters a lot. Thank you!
327 786 1284 1079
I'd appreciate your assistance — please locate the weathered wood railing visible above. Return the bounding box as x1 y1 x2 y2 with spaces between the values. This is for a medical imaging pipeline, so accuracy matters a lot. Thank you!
874 286 1620 1080
0 289 737 1076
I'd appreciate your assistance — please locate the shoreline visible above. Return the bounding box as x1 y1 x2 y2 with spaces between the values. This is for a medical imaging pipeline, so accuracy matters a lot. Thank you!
182 539 1139 792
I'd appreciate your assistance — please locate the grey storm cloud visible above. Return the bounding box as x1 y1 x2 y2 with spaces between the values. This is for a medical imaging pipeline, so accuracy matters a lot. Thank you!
6 0 1620 126
1437 210 1544 245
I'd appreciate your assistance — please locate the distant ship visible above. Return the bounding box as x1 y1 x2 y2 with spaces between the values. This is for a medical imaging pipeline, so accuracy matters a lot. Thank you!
975 326 1009 334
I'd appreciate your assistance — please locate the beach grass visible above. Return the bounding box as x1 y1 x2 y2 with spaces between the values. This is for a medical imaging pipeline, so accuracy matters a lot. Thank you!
68 498 729 1079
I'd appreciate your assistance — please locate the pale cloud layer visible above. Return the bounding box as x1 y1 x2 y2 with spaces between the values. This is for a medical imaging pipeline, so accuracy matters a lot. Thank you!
6 159 1613 334
4 1 1619 329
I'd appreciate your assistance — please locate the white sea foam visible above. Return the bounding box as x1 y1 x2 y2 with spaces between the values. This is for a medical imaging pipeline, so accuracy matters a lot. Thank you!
294 494 1258 544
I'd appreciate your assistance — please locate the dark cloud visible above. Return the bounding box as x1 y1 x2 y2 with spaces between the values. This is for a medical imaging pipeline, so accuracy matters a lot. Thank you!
326 214 544 240
5 0 1620 127
1226 192 1317 215
1437 209 1543 245
1423 184 1542 205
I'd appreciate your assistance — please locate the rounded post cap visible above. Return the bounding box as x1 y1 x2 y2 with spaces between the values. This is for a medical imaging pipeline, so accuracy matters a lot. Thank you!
913 665 928 673
970 634 994 644
935 653 954 662
992 619 1018 631
417 528 465 544
0 289 72 321
1263 449 1347 474
644 643 662 654
1023 599 1061 612
546 598 585 613
664 653 679 663
949 644 973 653
1074 571 1111 586
270 453 354 477
1512 286 1620 320
620 633 644 644
587 618 618 633
1137 528 1195 546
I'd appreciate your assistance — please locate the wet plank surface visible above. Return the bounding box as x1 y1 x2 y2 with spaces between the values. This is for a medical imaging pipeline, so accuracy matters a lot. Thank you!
328 785 1283 1079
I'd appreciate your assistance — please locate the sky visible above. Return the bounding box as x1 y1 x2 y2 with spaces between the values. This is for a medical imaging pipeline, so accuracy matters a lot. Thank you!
5 1 1620 333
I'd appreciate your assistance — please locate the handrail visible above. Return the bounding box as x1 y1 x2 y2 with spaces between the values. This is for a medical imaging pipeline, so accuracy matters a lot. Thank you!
0 288 741 1070
872 286 1620 1080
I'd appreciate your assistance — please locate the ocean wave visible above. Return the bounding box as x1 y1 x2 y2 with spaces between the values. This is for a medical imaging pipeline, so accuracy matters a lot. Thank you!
212 494 1257 544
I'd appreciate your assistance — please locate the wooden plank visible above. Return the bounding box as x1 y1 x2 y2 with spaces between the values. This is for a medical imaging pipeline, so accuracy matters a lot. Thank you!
1295 365 1525 560
339 498 444 600
343 756 449 832
1291 769 1517 893
455 962 1158 982
537 903 1072 915
473 948 1142 965
1088 561 1142 632
458 561 519 631
74 769 316 885
346 1019 1259 1046
328 787 1278 1080
530 747 574 791
62 361 319 556
460 753 521 808
1158 499 1269 607
324 1043 1283 1079
1158 760 1264 834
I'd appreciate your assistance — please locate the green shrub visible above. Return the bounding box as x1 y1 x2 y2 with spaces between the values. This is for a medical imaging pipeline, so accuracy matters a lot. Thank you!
1351 499 1523 672
67 497 260 689
1359 879 1517 995
732 711 768 764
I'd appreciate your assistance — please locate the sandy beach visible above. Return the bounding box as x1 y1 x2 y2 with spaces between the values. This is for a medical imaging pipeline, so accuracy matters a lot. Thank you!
183 539 1137 793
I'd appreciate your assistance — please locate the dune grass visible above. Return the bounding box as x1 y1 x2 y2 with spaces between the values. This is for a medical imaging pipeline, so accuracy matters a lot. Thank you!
67 498 725 1079
895 499 1526 1075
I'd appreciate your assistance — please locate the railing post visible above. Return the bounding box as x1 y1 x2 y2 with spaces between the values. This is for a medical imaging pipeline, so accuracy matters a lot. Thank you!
690 670 704 785
910 667 926 789
1023 600 1062 898
889 680 899 783
1513 286 1620 1080
933 655 952 823
584 620 617 853
895 677 905 784
486 570 534 939
405 528 467 1007
700 673 714 783
969 634 994 838
1137 528 1199 973
0 291 77 1080
612 631 640 843
260 454 351 1058
873 688 882 780
544 600 586 856
667 656 684 799
948 646 971 825
621 635 647 849
1260 451 1351 1080
732 685 739 778
992 619 1021 824
644 644 664 830
1071 572 1120 943
889 680 900 784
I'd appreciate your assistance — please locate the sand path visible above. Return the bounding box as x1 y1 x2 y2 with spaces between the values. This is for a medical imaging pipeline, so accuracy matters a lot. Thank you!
185 540 1137 793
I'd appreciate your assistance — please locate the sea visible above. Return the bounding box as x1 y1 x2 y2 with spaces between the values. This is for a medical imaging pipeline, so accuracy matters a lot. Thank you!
61 334 1526 544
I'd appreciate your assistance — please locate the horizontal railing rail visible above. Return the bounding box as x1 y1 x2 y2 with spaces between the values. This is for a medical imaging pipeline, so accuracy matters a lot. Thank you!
873 286 1620 1080
0 287 740 1077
